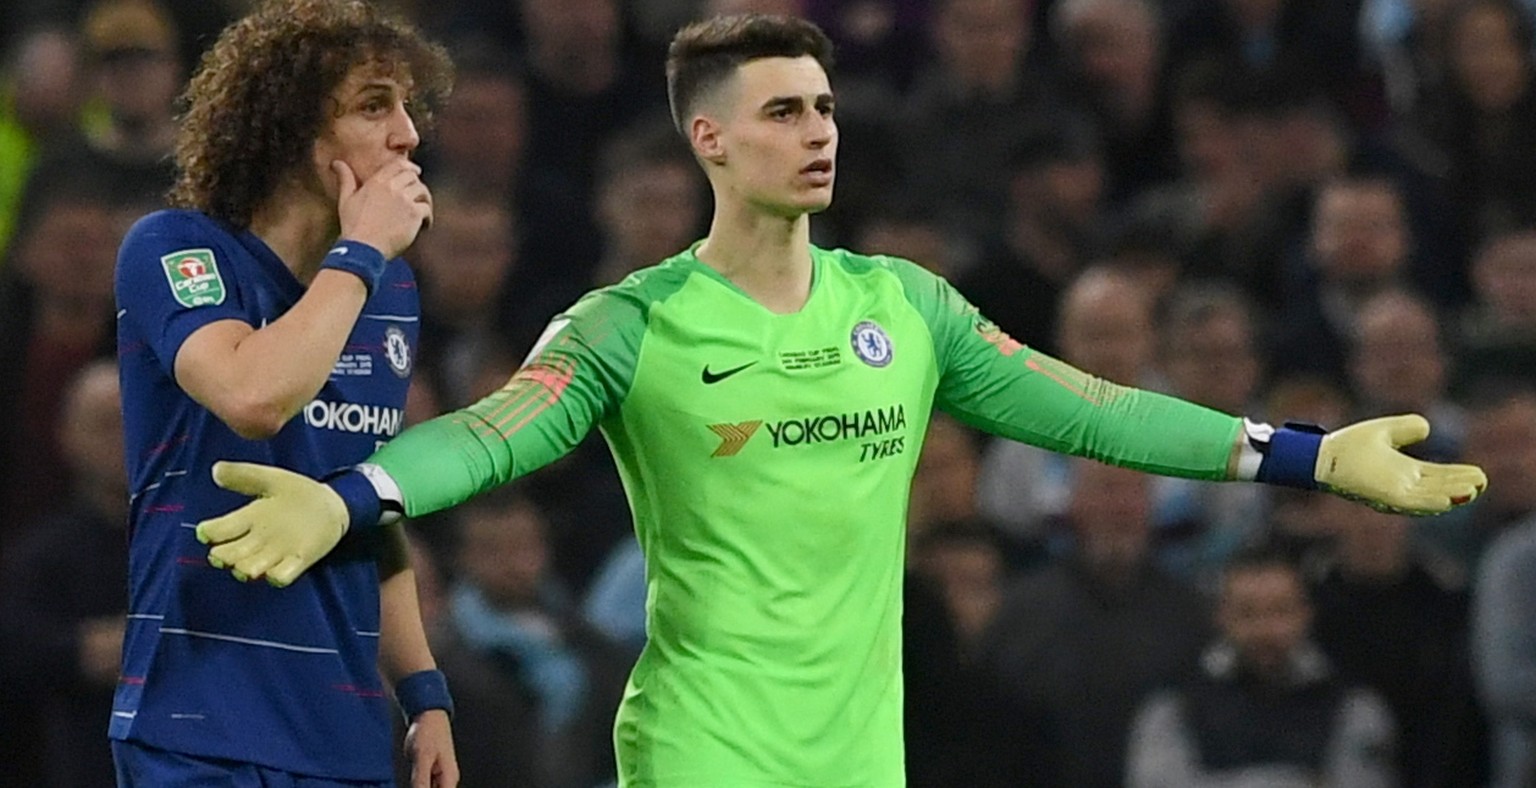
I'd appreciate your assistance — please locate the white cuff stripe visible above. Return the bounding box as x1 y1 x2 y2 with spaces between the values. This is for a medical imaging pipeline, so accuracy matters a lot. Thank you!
356 462 404 525
1236 418 1271 481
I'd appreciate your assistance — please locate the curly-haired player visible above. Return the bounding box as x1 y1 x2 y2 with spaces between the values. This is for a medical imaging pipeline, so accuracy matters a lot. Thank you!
111 1 456 785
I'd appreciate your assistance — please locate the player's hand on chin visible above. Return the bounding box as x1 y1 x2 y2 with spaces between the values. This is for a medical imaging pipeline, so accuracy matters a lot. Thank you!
334 158 433 259
405 710 459 788
195 461 349 586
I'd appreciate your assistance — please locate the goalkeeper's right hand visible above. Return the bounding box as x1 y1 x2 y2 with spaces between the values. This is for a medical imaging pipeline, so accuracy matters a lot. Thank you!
195 461 349 587
1315 414 1487 515
1249 413 1487 516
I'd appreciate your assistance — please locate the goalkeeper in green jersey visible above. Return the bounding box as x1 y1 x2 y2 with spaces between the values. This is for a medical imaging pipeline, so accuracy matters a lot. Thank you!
195 13 1487 787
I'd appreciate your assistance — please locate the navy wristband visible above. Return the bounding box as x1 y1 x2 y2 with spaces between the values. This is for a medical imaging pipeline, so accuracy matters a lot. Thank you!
396 669 453 720
1254 422 1327 490
319 240 388 296
325 469 382 532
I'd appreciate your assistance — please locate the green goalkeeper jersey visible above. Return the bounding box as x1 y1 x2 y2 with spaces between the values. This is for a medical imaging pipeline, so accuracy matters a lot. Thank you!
371 245 1243 787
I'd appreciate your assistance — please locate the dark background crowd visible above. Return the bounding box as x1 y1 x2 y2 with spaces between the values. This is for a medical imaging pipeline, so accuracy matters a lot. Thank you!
3 0 1536 785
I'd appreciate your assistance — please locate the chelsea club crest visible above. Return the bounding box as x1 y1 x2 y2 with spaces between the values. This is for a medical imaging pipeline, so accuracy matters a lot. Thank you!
384 325 412 378
850 320 893 368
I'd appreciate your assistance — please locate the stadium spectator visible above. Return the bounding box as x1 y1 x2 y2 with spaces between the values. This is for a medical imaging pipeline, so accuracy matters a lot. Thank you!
1127 545 1399 788
955 117 1107 357
1414 0 1536 245
898 0 1060 240
1347 289 1466 461
1473 497 1536 788
431 488 630 788
1310 505 1488 788
977 265 1160 539
515 0 655 200
0 360 127 787
1270 174 1417 385
979 459 1212 787
26 0 180 208
411 187 521 409
1151 281 1269 588
0 170 121 539
1418 378 1536 581
1051 0 1178 203
0 24 82 262
1455 228 1536 386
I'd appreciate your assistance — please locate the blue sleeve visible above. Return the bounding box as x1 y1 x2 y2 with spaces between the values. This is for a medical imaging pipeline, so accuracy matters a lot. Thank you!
115 211 249 377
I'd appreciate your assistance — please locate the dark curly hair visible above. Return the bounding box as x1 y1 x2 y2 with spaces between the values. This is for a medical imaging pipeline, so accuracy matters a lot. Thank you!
168 0 453 228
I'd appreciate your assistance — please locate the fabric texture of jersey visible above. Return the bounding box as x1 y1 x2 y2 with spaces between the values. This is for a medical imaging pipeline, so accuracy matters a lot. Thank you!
113 209 417 779
367 245 1243 786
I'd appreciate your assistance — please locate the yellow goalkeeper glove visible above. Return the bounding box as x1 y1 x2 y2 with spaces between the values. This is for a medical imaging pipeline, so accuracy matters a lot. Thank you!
195 461 349 587
1315 414 1486 516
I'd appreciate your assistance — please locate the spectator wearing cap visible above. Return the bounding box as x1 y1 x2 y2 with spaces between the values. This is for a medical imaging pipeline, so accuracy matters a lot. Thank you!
23 0 180 210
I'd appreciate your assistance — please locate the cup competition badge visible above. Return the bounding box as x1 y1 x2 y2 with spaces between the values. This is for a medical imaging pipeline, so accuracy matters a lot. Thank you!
161 248 227 307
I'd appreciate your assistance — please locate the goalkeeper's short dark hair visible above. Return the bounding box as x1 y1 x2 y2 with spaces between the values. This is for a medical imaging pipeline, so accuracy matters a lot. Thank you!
665 13 834 137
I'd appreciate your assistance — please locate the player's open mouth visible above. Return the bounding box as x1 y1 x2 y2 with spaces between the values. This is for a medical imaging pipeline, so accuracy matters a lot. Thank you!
800 158 833 184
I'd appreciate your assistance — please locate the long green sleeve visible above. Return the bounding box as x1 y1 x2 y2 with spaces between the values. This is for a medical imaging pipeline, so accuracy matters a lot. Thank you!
366 283 653 517
889 257 1242 480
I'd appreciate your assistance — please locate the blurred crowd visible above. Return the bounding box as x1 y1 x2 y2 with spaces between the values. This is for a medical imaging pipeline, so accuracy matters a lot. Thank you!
2 0 1536 785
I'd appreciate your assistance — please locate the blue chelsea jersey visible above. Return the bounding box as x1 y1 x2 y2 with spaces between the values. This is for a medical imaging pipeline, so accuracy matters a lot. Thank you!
112 209 417 779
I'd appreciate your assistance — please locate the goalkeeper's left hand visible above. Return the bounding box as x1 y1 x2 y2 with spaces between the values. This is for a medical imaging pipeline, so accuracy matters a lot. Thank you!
195 461 349 587
1315 414 1486 516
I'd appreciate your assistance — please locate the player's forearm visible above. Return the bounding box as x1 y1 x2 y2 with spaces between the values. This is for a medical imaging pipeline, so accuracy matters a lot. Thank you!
1071 383 1244 480
178 270 367 437
222 270 367 411
359 369 597 518
377 524 439 682
367 407 518 518
948 350 1242 481
376 533 455 724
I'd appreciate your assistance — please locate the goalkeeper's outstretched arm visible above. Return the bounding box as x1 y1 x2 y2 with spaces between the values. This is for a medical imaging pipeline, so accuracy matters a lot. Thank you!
195 302 633 586
1226 413 1486 516
895 257 1488 518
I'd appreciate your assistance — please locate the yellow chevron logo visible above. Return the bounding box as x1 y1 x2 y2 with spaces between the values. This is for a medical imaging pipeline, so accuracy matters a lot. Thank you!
707 420 763 457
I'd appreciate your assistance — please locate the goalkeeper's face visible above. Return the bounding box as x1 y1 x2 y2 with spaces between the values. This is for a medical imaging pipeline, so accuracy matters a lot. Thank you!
694 55 838 218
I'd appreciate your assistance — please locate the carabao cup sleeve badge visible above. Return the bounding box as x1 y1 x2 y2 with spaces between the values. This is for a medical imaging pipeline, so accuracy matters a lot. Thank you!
160 248 227 307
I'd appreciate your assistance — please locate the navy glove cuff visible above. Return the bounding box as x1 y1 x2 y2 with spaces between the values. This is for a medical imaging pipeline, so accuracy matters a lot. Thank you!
1254 422 1326 490
325 469 382 532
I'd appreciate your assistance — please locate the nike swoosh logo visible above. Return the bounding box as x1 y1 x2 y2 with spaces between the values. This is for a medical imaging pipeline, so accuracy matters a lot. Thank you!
701 361 757 384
